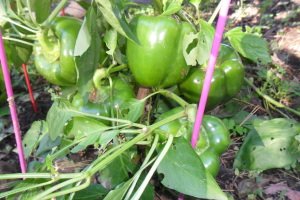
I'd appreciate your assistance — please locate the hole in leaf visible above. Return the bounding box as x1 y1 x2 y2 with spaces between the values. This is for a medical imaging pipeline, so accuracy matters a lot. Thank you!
290 124 294 127
271 137 274 140
186 39 197 54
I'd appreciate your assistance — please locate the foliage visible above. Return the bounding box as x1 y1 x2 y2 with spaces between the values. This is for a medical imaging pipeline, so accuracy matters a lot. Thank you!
0 0 298 199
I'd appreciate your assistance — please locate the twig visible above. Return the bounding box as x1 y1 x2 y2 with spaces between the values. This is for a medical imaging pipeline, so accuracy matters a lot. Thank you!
244 78 300 117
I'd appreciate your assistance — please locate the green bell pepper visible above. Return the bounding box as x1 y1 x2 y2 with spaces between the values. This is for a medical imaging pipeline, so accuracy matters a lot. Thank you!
178 44 245 109
34 17 81 86
126 15 194 88
155 107 230 177
71 77 136 124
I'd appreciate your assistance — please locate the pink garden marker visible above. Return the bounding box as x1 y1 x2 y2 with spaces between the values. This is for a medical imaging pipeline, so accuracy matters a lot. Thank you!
0 31 27 173
178 2 231 199
191 0 231 148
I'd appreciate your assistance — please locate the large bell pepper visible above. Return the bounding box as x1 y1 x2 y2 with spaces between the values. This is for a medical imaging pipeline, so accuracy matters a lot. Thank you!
126 15 194 88
178 44 245 109
155 107 230 177
34 17 81 86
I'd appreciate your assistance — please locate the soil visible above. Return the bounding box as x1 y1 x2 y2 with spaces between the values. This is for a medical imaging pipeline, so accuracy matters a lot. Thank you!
0 0 300 199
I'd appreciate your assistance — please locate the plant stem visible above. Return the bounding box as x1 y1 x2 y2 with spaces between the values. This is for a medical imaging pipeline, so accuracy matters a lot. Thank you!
0 180 56 198
32 176 84 200
244 77 300 117
131 134 174 200
65 108 146 129
108 64 127 74
0 16 38 33
26 0 36 24
149 110 185 130
0 173 82 180
125 134 159 200
89 133 149 175
2 37 34 46
89 110 185 175
43 177 91 199
142 89 188 107
42 0 68 27
208 0 224 24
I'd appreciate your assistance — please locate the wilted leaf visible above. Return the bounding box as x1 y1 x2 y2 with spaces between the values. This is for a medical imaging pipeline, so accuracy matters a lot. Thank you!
234 118 300 171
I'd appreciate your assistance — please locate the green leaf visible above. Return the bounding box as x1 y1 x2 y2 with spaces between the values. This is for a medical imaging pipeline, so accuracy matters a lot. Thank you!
124 99 145 122
74 17 91 56
23 121 48 158
183 20 214 66
103 178 133 200
73 184 108 200
0 105 9 117
157 137 228 200
36 133 61 157
75 7 101 93
95 0 139 44
66 117 119 153
65 116 108 139
99 153 135 189
234 118 300 171
104 29 118 57
162 0 183 16
46 101 77 140
71 133 100 153
98 130 120 149
226 27 271 64
30 0 52 23
6 179 48 200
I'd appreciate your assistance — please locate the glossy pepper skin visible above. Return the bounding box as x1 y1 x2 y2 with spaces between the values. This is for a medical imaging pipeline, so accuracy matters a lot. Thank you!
71 77 136 124
34 17 81 86
155 107 230 177
126 15 194 88
178 44 245 109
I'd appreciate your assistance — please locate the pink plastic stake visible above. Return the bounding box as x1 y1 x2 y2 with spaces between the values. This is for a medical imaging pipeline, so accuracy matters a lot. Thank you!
191 0 231 148
0 31 27 173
